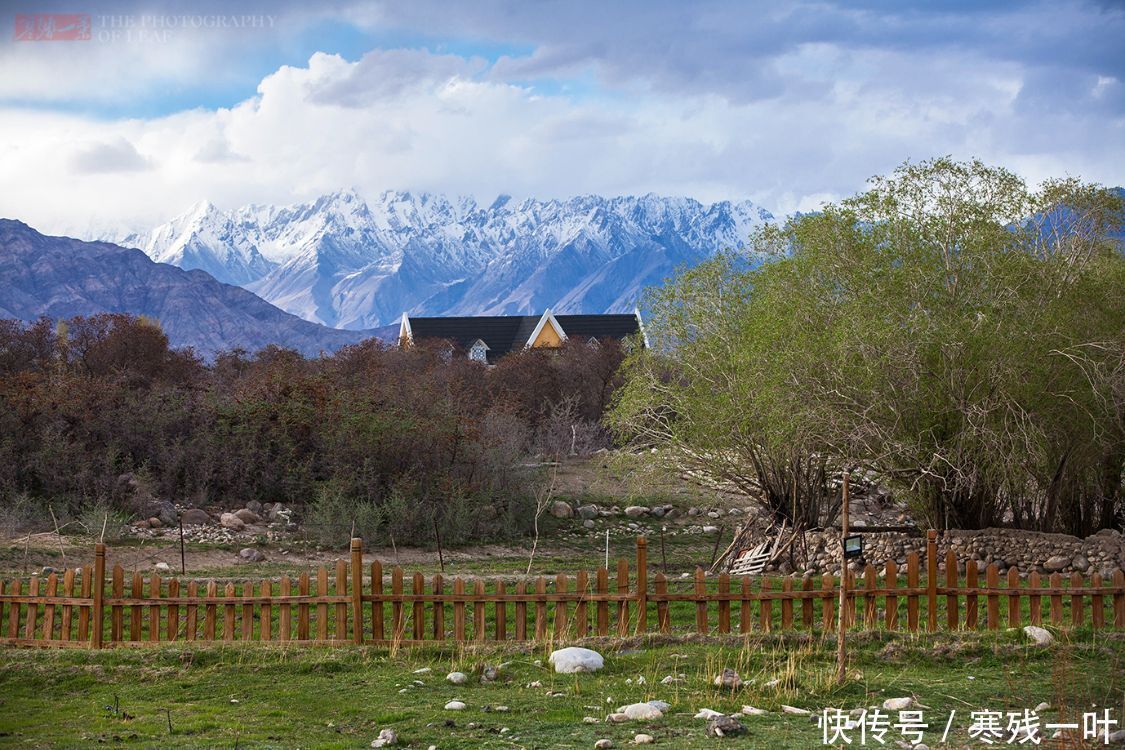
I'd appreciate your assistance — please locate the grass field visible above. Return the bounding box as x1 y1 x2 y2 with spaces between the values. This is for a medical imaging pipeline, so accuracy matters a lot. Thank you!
0 629 1121 748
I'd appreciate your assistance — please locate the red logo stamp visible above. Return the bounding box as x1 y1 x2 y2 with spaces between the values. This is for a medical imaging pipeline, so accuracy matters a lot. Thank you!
13 13 92 41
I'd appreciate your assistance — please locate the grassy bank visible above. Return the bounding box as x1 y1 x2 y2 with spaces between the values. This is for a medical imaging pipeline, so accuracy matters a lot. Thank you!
0 630 1121 748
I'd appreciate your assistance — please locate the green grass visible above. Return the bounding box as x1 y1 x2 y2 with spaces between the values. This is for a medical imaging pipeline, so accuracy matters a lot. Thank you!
0 631 1121 748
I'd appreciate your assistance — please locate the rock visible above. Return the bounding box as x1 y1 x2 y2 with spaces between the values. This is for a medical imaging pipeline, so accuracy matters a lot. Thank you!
650 507 665 518
371 728 397 747
1043 555 1069 572
149 517 162 528
660 676 681 685
154 562 171 573
550 501 574 519
706 716 747 737
583 717 599 724
624 506 648 518
781 705 810 715
694 708 724 719
239 548 266 563
620 703 664 721
702 525 720 534
549 647 604 673
578 505 600 520
882 697 913 711
713 668 742 690
1033 702 1049 713
583 519 596 529
234 508 260 524
180 508 211 525
607 713 629 723
219 513 245 531
246 500 262 513
687 507 701 517
1071 555 1089 572
741 706 768 716
1107 729 1125 743
413 667 431 674
634 734 654 744
444 700 466 711
646 700 669 712
447 671 468 685
595 740 614 750
480 666 499 683
1023 625 1054 646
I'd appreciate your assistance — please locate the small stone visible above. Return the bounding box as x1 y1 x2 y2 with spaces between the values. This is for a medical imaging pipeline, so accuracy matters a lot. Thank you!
660 676 681 685
694 708 724 719
239 548 265 563
882 697 913 711
219 512 245 531
713 668 742 690
595 740 614 750
706 716 747 737
741 706 768 716
781 705 811 716
444 700 466 711
702 525 720 534
234 508 260 524
413 667 431 674
480 666 499 683
1071 555 1089 573
624 506 648 518
583 717 599 724
447 672 468 685
1023 625 1054 646
578 505 599 520
154 562 171 573
148 517 162 528
634 734 654 744
371 728 398 747
1043 555 1069 572
620 703 663 720
583 520 596 529
1033 702 1049 713
606 713 629 723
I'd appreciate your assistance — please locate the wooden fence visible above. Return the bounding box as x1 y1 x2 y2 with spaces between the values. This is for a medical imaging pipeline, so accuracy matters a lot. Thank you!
1 533 1123 648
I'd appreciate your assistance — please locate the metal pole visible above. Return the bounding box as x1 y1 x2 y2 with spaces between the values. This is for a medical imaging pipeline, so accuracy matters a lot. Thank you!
836 471 850 685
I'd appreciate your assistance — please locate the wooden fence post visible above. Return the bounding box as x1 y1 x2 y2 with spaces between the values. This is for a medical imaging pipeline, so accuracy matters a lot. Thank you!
91 543 106 649
635 537 648 634
926 530 938 632
350 538 364 644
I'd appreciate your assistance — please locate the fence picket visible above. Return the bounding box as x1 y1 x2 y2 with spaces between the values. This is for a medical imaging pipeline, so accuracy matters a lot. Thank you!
986 565 999 630
1029 571 1041 625
453 578 466 641
822 574 834 631
24 577 38 640
514 582 527 641
259 580 271 642
555 575 569 638
204 581 217 640
740 576 752 633
655 574 669 633
168 578 180 641
717 574 731 634
186 581 198 641
42 573 58 640
413 573 425 642
371 562 384 642
390 568 404 642
575 571 589 638
782 576 794 630
945 551 958 630
79 568 91 643
130 573 143 641
224 582 236 641
495 580 506 641
694 568 707 634
1007 568 1021 628
7 580 21 640
965 563 979 629
60 569 75 641
338 561 350 642
885 561 898 630
534 577 547 640
616 559 630 637
297 574 310 641
279 576 291 641
111 567 123 642
1114 570 1124 627
863 566 876 628
474 580 486 642
317 568 329 641
906 553 920 632
433 574 445 640
150 575 162 642
1091 573 1104 630
759 577 772 632
1070 573 1084 627
242 580 254 641
801 576 814 629
1049 573 1063 625
596 569 609 636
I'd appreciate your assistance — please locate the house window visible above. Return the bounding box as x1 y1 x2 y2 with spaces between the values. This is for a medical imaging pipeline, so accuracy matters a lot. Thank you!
469 339 489 363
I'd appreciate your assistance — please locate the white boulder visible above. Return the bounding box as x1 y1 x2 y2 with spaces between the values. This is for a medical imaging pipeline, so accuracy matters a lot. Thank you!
549 647 605 674
444 700 466 710
447 671 468 685
619 703 664 721
1023 625 1054 646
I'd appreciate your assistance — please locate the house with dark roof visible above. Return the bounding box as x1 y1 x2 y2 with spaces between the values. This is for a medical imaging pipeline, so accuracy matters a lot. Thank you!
398 309 646 364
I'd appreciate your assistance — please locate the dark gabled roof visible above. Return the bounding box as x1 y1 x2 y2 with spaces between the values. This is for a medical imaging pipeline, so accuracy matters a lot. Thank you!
405 312 642 364
407 315 541 363
555 314 641 341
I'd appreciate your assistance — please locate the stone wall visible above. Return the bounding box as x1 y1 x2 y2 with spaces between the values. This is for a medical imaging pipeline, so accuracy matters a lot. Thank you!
776 527 1124 579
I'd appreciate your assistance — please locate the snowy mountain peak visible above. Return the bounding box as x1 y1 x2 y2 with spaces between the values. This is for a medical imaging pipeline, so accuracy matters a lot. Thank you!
104 190 776 329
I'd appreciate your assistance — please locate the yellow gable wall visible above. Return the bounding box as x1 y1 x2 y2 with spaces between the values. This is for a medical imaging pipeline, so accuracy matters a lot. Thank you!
530 320 564 347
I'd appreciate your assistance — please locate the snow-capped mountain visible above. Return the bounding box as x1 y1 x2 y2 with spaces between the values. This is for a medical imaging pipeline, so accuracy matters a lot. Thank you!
108 190 775 329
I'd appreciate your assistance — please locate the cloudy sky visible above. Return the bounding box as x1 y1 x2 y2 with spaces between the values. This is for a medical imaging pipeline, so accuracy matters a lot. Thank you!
1 0 1122 234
